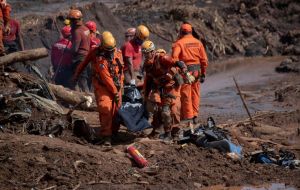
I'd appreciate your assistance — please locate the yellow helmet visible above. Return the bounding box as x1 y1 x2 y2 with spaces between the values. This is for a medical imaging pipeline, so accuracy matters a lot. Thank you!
136 25 150 41
156 48 166 54
102 31 113 38
64 19 71 26
101 32 116 51
142 40 155 53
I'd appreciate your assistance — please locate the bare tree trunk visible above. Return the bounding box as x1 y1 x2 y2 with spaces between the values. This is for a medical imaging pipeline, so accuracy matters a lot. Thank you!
48 83 96 110
0 48 48 66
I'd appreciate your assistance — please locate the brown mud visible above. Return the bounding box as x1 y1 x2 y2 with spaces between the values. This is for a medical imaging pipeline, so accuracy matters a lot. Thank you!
1 56 300 190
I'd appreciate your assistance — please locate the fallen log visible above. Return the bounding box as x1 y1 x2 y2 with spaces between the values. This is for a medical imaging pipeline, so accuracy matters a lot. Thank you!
48 83 96 110
0 48 48 66
239 136 283 147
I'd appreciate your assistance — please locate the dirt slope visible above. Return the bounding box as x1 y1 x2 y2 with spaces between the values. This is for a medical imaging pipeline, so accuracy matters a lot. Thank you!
17 2 126 75
114 0 300 59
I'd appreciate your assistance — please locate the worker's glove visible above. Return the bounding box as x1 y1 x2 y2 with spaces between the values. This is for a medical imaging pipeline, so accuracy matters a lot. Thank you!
176 61 186 70
4 25 10 35
185 72 195 84
114 93 120 104
130 79 136 86
200 74 206 83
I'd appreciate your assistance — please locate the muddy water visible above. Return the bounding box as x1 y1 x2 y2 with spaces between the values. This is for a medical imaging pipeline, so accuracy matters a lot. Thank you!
201 56 289 121
203 183 297 190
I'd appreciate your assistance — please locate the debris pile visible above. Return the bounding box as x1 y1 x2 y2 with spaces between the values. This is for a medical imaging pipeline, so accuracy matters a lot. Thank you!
114 0 300 59
275 56 300 73
0 71 70 136
250 148 300 169
178 117 242 158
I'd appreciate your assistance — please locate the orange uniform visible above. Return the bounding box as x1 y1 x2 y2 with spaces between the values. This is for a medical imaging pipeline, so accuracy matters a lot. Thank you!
0 3 11 55
172 34 208 120
74 48 124 136
144 52 182 133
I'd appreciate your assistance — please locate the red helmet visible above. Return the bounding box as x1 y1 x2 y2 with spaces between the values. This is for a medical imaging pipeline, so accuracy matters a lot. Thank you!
125 28 136 36
61 26 71 38
85 21 97 32
68 9 82 20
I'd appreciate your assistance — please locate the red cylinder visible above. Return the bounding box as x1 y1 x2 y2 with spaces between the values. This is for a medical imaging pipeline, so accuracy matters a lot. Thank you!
127 145 148 168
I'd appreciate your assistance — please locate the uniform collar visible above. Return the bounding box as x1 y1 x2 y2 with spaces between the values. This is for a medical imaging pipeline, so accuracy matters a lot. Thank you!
182 34 193 38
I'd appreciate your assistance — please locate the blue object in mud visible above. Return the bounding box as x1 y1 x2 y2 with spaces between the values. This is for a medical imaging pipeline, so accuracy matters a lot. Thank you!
118 102 151 132
257 154 274 164
228 141 243 157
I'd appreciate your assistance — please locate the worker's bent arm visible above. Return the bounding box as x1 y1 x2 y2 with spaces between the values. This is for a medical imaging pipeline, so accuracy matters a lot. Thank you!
159 54 176 67
125 57 134 80
73 48 95 80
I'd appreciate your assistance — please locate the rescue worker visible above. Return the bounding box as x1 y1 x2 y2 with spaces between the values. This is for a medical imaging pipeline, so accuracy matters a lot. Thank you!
124 27 136 42
0 0 11 56
122 25 149 85
3 18 24 54
85 20 100 48
172 23 208 123
73 32 124 147
51 26 73 88
68 9 90 92
142 40 194 141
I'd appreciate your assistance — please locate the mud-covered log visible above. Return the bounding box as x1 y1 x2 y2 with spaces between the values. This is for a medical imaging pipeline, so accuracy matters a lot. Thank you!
0 48 48 66
48 83 95 110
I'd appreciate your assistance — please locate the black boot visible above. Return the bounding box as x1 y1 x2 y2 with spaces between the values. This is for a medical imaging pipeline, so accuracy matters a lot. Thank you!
159 132 172 142
93 136 112 147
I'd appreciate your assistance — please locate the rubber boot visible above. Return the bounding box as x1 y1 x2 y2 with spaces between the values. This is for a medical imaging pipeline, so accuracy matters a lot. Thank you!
159 132 172 142
103 136 112 148
94 136 112 147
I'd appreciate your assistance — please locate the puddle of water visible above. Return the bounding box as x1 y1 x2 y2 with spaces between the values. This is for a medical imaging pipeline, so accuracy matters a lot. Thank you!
202 56 286 94
241 183 297 190
200 56 291 119
202 183 297 190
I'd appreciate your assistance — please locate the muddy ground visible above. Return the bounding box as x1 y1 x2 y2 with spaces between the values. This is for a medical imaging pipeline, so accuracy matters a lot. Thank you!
1 56 300 190
1 0 300 189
